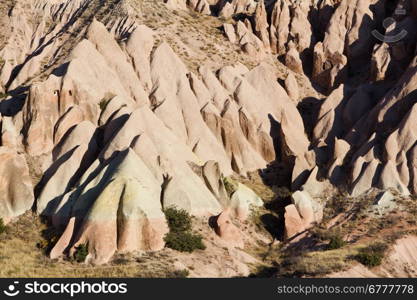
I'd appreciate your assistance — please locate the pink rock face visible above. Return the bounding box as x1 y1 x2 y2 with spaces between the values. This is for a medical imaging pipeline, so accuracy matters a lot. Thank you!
117 218 169 252
285 45 303 74
284 191 322 240
270 0 290 55
252 0 270 49
49 149 169 264
213 209 244 248
284 204 306 240
0 147 34 221
70 220 118 265
50 217 76 260
22 79 62 158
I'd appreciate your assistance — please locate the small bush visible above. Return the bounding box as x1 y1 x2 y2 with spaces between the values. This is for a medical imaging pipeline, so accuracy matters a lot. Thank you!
0 218 6 234
223 177 238 197
355 252 383 267
74 243 89 263
273 186 292 198
37 228 60 253
312 227 331 241
37 235 59 253
164 207 192 233
168 269 190 278
163 206 205 253
98 93 115 111
249 266 278 278
355 242 388 267
327 235 347 250
164 231 206 253
36 239 49 250
313 227 346 250
98 98 110 111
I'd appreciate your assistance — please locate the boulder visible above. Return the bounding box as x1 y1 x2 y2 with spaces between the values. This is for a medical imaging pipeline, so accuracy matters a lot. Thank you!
284 190 323 239
292 190 323 227
229 183 263 220
212 209 244 248
284 204 305 239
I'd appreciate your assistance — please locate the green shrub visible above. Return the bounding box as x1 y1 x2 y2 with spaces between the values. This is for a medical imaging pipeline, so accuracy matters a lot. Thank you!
74 243 89 263
163 206 205 253
164 206 192 233
223 177 238 197
0 218 6 234
168 269 190 278
355 242 388 267
273 186 292 198
36 232 59 253
355 252 383 267
327 235 347 250
98 98 110 111
164 231 206 253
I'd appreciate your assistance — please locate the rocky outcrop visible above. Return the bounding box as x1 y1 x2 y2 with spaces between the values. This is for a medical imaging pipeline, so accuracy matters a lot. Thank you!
218 0 257 18
50 149 169 264
0 147 34 222
220 0 317 60
216 0 405 94
252 0 269 49
269 0 290 55
312 0 385 90
165 0 211 14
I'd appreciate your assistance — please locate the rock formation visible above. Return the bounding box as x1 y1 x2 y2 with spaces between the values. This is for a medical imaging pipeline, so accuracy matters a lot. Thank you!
284 190 323 239
1 0 417 270
0 147 33 223
0 0 303 262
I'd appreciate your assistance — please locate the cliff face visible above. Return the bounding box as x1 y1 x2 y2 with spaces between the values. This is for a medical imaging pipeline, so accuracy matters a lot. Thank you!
0 0 416 274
